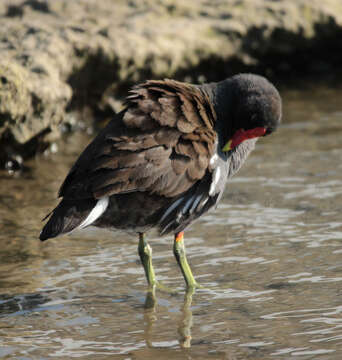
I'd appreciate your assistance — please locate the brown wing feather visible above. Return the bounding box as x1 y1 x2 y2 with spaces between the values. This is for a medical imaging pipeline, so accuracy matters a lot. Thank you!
59 79 217 201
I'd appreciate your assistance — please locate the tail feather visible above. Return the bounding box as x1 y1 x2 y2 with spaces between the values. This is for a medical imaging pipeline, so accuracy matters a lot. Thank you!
40 198 96 241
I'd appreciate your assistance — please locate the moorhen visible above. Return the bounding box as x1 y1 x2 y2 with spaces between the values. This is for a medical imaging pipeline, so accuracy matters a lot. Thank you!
40 73 282 290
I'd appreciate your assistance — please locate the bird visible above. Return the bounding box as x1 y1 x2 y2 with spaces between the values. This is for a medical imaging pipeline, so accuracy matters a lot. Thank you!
40 73 282 290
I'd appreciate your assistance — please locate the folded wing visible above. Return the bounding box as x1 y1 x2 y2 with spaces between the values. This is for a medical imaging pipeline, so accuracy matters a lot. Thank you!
41 79 218 238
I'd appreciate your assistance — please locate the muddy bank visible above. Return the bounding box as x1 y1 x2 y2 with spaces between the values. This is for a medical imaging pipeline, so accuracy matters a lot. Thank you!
0 0 342 167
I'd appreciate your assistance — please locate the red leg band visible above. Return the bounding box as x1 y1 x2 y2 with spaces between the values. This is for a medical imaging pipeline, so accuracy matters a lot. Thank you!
175 231 184 242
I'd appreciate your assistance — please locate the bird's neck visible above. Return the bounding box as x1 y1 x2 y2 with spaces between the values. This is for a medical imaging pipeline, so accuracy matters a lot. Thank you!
200 79 236 147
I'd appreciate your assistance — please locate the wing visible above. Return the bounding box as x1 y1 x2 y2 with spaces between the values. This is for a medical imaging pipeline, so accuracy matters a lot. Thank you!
58 79 217 202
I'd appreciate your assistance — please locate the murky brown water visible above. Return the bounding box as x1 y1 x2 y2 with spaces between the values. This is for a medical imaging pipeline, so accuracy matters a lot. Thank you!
1 84 342 359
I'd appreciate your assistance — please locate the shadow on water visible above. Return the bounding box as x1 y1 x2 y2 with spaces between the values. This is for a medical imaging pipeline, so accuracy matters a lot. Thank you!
1 84 342 358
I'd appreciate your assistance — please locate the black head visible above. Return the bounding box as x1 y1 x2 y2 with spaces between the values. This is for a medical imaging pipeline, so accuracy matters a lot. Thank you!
210 73 282 151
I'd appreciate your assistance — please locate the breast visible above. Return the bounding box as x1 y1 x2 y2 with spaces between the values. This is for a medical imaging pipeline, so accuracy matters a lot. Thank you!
227 138 258 178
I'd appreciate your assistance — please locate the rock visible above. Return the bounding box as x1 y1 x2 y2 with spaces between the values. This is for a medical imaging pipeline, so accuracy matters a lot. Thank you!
0 0 342 168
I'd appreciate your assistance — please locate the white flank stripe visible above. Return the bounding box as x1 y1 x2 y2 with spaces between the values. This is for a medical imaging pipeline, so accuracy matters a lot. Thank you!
189 194 203 214
209 153 218 166
182 194 196 214
209 167 221 196
79 196 109 229
159 197 184 224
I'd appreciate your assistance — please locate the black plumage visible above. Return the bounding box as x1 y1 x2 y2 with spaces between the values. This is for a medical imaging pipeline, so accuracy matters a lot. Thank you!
40 73 281 288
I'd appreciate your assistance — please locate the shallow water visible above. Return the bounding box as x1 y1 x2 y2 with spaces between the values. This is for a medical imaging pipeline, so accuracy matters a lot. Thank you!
1 84 342 359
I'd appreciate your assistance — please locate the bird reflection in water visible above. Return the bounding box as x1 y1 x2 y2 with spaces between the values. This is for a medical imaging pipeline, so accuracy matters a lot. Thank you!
143 287 195 349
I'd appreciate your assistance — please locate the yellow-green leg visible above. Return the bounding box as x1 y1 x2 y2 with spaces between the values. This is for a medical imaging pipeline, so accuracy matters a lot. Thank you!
138 232 157 288
173 232 201 289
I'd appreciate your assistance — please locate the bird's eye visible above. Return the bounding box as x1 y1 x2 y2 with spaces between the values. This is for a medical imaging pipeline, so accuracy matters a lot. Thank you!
264 127 273 136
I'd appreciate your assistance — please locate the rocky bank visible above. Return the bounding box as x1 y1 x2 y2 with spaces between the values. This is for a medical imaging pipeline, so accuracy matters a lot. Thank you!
0 0 342 168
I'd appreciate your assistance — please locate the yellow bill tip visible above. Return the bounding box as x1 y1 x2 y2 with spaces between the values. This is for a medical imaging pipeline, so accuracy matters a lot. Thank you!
222 140 233 152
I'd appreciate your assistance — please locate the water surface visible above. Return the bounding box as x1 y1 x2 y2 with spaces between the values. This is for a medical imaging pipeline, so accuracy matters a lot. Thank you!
1 84 342 359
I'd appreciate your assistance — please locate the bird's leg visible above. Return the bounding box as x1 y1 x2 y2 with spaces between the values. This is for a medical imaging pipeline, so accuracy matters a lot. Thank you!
138 233 177 293
173 232 201 289
138 232 157 288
